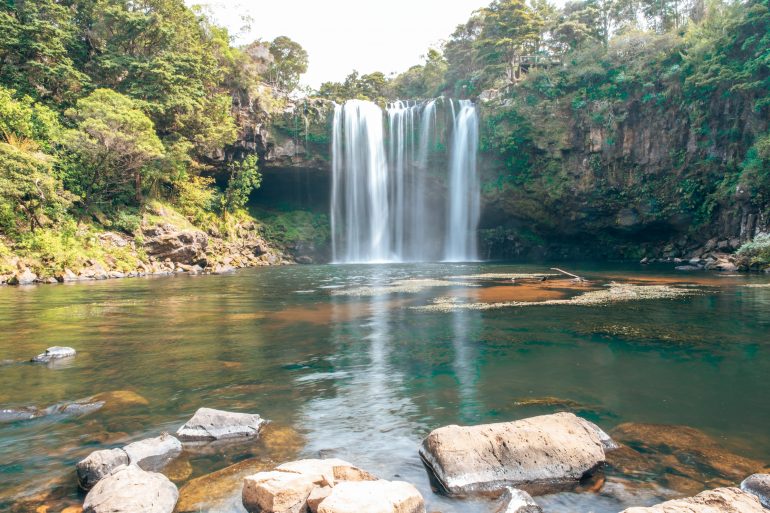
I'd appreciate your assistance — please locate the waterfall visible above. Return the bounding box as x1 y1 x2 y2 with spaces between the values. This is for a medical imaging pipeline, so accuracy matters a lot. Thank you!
331 98 479 263
445 100 480 262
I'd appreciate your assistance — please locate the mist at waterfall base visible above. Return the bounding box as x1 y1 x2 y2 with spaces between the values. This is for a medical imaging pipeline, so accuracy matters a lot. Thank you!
330 99 480 264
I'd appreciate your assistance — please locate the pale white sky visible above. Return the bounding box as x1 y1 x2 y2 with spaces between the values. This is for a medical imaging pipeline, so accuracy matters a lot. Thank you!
189 0 489 89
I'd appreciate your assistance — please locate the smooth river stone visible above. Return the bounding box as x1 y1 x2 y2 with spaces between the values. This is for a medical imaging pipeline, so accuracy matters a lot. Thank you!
419 412 613 495
242 470 317 513
742 474 770 508
123 434 182 471
83 465 178 513
495 487 543 513
31 346 76 363
620 487 764 513
176 407 265 441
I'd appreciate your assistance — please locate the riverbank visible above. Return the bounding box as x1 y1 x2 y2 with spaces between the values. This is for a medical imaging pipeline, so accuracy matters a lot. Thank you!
0 202 297 286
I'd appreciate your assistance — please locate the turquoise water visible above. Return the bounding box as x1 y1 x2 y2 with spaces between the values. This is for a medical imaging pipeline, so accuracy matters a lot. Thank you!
1 263 769 512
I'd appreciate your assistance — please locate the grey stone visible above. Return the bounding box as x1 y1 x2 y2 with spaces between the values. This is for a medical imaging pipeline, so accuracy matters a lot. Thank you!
124 434 182 471
8 268 37 285
77 448 130 490
620 487 763 513
741 474 770 508
83 464 178 513
494 487 543 513
31 346 76 363
176 407 265 441
419 412 611 496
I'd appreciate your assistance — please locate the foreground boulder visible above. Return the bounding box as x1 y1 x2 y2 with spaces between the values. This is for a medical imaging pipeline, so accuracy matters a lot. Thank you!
494 487 542 513
31 346 76 363
242 458 420 513
620 487 764 513
177 407 265 441
83 465 178 513
317 480 425 513
419 412 614 495
77 434 182 489
742 474 770 508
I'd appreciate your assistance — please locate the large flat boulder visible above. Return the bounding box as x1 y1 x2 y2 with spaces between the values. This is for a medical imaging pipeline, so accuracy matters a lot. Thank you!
742 474 770 508
419 412 612 495
83 465 178 513
620 487 764 513
176 407 265 441
316 480 425 513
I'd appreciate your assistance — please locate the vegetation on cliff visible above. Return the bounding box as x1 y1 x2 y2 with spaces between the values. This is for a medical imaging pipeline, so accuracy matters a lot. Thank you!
0 0 309 277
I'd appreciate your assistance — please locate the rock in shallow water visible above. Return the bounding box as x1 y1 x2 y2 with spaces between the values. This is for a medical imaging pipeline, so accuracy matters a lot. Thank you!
31 346 76 363
83 465 178 513
620 486 764 513
77 448 130 490
419 412 614 496
77 434 181 490
494 487 542 513
176 407 265 441
241 458 420 513
742 474 770 508
316 480 425 513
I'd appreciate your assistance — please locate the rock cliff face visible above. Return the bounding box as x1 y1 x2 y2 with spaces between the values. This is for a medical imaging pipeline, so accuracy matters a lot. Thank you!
478 82 769 261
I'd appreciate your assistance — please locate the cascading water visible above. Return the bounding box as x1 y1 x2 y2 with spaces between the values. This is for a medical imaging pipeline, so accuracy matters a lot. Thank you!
331 98 479 263
444 100 480 262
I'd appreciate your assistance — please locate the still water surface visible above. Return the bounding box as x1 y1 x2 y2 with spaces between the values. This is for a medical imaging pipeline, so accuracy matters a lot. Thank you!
1 263 769 512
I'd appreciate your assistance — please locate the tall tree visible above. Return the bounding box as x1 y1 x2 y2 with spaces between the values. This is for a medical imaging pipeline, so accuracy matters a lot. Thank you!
267 36 309 93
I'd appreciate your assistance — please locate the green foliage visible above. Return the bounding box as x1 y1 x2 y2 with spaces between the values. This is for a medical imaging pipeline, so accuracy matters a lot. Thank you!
64 89 165 206
223 155 261 214
318 71 392 104
737 233 770 265
0 0 89 103
267 36 309 93
390 49 448 99
255 208 330 249
0 142 73 235
0 86 60 150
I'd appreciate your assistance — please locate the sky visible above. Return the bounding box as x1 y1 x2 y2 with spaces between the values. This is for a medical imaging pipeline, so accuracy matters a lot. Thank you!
189 0 489 89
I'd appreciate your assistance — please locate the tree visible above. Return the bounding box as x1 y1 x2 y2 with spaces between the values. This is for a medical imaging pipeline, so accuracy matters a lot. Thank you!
0 143 73 233
267 36 309 92
0 0 89 103
475 0 544 85
64 89 165 206
222 155 260 214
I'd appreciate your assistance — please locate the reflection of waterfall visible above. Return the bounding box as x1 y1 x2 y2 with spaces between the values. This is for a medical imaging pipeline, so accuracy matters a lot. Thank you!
451 308 481 423
330 99 479 263
445 100 480 262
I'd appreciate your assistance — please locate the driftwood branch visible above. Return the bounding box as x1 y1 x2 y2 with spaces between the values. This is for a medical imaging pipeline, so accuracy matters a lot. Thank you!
550 267 586 282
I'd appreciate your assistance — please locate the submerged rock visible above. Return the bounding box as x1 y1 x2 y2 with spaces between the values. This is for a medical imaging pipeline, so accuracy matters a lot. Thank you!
176 458 273 513
316 480 425 513
176 407 265 441
620 487 763 512
82 465 178 513
0 407 39 423
494 487 543 513
610 423 770 489
31 346 76 363
419 412 614 495
741 474 770 508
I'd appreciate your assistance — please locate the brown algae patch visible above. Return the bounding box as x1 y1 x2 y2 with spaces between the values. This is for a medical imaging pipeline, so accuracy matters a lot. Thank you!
451 283 569 303
414 282 703 312
331 278 479 297
453 273 558 280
